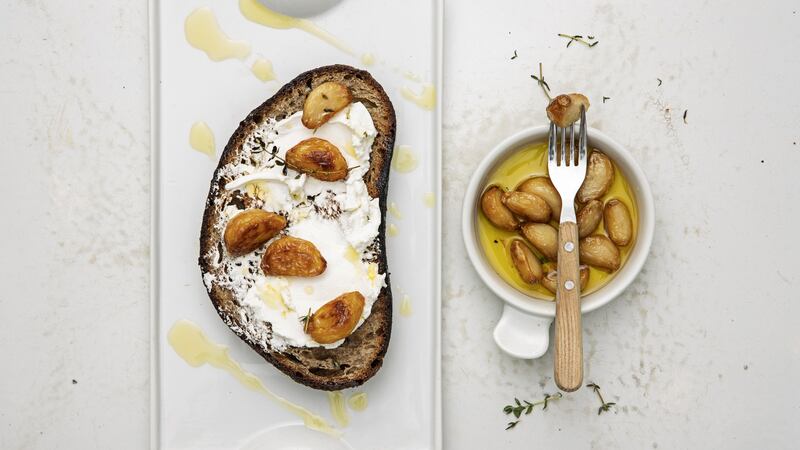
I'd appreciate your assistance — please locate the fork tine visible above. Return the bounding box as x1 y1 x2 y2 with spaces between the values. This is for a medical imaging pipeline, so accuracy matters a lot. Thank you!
579 105 587 164
548 122 556 164
559 125 566 166
569 123 575 166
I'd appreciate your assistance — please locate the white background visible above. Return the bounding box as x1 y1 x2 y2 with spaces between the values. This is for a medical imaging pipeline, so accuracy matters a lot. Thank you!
1 0 799 449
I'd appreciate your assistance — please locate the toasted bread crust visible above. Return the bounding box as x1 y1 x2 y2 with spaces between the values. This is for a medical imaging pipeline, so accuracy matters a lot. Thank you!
199 65 395 390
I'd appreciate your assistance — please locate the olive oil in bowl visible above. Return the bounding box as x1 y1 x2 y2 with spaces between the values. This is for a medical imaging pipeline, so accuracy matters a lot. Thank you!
476 142 639 301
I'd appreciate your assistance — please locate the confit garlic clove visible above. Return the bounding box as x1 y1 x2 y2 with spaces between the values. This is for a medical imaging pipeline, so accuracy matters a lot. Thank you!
520 223 559 261
481 186 519 230
502 191 551 223
509 239 543 283
541 265 590 294
577 151 615 203
302 82 353 129
306 291 365 344
579 235 620 271
516 177 562 221
285 137 349 182
223 209 287 256
577 199 603 238
603 199 633 246
261 236 327 277
546 93 590 128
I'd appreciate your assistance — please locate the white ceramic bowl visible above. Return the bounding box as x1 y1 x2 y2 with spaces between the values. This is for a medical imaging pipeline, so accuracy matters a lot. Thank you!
462 126 655 359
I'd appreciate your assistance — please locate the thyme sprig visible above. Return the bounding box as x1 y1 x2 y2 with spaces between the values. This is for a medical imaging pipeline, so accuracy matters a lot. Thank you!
298 308 312 333
587 383 616 415
503 392 563 430
558 33 599 48
530 62 552 101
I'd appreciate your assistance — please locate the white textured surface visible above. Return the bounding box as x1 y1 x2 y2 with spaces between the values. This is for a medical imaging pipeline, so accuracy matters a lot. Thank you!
1 1 799 449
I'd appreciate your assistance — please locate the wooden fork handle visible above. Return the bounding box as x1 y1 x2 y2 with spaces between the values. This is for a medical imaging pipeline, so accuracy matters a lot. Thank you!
554 221 583 392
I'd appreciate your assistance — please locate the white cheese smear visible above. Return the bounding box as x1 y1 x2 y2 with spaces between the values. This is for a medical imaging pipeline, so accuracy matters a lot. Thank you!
212 103 385 350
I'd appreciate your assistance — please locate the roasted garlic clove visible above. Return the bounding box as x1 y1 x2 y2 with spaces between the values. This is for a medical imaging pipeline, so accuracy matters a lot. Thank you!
502 191 551 223
603 199 633 246
306 291 365 344
577 151 615 203
541 265 590 294
261 236 327 276
546 93 590 128
285 137 349 182
481 186 519 230
517 177 562 221
520 223 558 260
579 235 620 271
509 239 543 283
577 200 603 238
224 209 287 256
302 82 353 129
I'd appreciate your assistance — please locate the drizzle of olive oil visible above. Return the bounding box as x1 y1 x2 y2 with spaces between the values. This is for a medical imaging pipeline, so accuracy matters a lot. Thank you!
423 192 435 208
399 294 412 317
401 83 436 110
388 202 403 219
392 146 418 173
387 223 399 237
185 8 252 61
476 142 639 301
189 122 216 158
239 0 355 56
327 392 349 427
167 320 339 436
347 392 368 412
360 53 376 66
251 57 276 81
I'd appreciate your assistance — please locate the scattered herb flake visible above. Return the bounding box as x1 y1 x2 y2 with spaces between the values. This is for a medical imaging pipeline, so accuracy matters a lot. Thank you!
657 78 663 86
602 96 611 103
506 421 519 430
530 63 552 101
558 33 599 48
511 50 518 60
587 383 617 415
683 109 688 124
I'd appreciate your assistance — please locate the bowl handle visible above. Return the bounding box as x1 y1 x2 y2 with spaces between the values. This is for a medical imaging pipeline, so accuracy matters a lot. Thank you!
493 304 552 359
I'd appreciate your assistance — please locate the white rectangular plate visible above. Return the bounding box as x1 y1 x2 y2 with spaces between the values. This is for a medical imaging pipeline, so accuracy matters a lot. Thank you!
151 0 442 448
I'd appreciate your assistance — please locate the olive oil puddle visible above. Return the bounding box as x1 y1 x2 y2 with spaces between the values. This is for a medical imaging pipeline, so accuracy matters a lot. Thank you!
477 142 639 300
189 122 216 158
167 320 340 437
391 145 418 173
347 392 368 411
327 391 349 427
185 7 277 84
238 0 436 110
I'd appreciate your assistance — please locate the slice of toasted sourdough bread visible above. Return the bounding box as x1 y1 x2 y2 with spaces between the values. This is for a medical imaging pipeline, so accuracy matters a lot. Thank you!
199 65 396 390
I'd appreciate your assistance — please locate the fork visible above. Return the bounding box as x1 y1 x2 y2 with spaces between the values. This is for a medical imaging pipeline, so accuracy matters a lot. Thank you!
547 106 588 392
